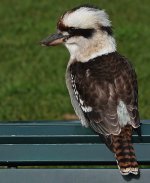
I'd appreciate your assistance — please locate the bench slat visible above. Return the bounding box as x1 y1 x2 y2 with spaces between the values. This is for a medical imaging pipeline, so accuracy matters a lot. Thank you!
0 169 149 183
0 143 149 166
0 120 149 144
0 120 149 166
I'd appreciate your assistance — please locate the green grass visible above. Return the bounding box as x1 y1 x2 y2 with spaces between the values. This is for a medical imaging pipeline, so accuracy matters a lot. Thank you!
0 0 149 121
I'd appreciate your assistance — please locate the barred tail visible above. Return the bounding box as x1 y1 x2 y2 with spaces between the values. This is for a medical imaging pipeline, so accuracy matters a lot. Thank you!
112 125 139 175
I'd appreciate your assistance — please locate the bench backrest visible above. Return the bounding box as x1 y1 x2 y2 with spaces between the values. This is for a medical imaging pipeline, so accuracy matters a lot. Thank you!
0 120 149 183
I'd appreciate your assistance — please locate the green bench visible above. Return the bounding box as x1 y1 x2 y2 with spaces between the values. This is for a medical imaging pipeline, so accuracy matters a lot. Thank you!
0 120 149 183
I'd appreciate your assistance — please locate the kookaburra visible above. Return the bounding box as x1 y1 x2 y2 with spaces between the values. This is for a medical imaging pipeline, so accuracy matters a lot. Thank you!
40 5 141 175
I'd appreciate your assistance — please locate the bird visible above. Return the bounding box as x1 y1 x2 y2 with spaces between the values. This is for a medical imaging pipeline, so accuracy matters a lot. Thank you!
40 5 141 175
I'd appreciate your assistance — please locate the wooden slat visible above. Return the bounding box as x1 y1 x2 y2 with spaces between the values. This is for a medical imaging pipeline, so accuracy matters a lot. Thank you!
0 120 149 144
0 169 149 183
0 120 149 166
0 143 149 166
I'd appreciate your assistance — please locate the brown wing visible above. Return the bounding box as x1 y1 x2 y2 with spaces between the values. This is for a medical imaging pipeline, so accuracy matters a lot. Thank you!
69 52 140 136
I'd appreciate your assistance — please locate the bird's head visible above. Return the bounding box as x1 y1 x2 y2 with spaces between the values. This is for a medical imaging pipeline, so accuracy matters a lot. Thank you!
40 5 116 62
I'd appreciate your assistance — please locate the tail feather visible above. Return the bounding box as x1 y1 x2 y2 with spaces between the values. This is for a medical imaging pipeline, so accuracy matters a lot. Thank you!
112 125 139 175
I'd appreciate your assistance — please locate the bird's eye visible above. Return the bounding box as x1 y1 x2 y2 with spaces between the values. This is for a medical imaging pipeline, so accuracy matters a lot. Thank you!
68 27 76 34
70 27 75 30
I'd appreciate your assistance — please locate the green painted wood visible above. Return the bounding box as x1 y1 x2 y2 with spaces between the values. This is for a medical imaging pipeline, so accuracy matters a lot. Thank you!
0 120 149 166
0 120 149 144
0 169 149 183
0 143 149 166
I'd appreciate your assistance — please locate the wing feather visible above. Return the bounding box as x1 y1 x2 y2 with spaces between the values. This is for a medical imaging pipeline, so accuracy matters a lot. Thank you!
68 52 140 136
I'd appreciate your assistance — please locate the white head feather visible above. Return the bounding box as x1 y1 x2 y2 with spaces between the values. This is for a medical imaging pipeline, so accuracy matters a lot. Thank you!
63 6 111 29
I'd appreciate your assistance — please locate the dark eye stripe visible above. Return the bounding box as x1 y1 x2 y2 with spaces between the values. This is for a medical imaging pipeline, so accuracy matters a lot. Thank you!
101 26 113 35
68 27 95 38
57 22 95 38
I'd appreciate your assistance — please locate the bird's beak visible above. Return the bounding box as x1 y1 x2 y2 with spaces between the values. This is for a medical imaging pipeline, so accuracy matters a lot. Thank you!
40 32 68 46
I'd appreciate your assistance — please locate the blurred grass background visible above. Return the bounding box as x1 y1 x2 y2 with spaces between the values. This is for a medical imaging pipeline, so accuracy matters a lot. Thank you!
0 0 149 121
